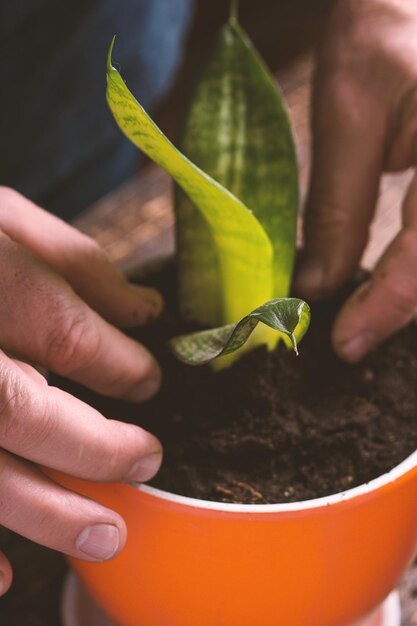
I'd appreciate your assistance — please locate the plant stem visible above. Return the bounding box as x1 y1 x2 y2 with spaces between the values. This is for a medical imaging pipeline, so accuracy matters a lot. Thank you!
230 0 239 22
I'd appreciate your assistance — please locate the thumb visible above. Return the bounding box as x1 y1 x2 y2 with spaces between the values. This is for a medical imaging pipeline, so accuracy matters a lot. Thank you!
333 172 417 362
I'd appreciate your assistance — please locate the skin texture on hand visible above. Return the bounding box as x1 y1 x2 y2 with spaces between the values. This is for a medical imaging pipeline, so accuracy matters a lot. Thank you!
0 187 164 596
295 0 417 362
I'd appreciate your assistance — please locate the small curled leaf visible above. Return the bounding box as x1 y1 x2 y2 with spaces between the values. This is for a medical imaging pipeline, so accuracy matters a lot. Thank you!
171 298 310 366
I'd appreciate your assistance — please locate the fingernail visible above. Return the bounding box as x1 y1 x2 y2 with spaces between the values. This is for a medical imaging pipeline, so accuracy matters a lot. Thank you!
76 524 120 561
126 452 162 483
132 286 164 319
337 331 376 362
295 260 324 297
127 375 161 402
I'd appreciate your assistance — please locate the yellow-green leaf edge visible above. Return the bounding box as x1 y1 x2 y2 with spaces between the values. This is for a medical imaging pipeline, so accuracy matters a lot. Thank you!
106 37 275 326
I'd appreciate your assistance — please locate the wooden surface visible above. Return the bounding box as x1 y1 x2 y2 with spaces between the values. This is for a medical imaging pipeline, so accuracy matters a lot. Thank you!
1 32 417 626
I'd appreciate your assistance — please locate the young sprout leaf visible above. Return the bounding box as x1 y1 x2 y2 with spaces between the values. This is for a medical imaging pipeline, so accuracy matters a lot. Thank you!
106 38 273 326
171 299 310 366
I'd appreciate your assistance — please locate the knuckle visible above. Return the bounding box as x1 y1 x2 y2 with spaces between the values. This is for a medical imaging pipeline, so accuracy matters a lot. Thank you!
0 367 54 453
305 199 356 235
391 84 417 166
88 433 127 480
22 392 56 455
0 370 30 441
44 305 101 374
15 490 74 545
102 366 143 398
321 7 369 78
80 235 111 267
385 281 417 319
87 422 146 480
95 444 125 479
319 2 407 104
106 423 142 472
374 231 417 320
329 1 392 58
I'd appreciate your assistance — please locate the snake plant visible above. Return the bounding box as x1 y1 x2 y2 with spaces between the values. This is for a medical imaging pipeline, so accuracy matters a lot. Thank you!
106 7 310 367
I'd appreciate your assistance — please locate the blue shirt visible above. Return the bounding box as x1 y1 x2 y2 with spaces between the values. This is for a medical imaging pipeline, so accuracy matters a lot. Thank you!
0 0 193 218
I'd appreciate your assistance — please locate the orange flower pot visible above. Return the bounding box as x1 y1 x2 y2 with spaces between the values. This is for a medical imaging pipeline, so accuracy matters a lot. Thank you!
50 449 417 626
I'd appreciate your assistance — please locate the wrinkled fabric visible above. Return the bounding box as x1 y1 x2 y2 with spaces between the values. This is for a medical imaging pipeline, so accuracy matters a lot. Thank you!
0 0 193 218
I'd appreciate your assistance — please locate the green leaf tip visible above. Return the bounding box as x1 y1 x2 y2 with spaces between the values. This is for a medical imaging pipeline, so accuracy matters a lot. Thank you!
107 36 116 74
291 334 299 355
170 298 310 366
230 0 239 22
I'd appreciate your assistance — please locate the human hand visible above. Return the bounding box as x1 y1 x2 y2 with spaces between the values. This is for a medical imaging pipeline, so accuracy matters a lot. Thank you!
0 187 164 595
295 0 417 362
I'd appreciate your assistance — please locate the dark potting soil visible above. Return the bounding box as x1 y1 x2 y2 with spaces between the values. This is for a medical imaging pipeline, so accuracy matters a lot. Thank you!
125 263 417 504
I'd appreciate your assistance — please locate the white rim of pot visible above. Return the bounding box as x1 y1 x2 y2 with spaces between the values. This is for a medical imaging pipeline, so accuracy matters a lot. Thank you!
132 447 417 513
